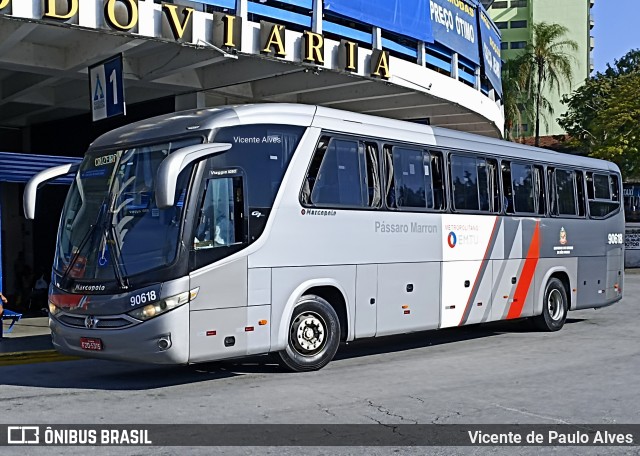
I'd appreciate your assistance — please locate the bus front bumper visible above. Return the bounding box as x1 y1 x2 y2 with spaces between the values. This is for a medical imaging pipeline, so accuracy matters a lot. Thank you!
49 304 189 364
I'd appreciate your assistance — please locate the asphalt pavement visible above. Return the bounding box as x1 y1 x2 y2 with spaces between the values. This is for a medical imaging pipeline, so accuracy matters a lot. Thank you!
0 271 639 455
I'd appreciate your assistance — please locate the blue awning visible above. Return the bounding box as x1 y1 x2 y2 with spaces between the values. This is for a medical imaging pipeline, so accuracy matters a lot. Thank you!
325 0 434 43
0 152 81 185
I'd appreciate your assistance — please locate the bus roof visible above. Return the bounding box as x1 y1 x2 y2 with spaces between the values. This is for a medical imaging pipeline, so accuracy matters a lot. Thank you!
89 103 619 174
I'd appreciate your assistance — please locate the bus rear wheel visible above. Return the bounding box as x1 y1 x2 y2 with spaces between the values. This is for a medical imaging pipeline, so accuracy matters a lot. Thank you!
533 277 568 332
278 295 340 372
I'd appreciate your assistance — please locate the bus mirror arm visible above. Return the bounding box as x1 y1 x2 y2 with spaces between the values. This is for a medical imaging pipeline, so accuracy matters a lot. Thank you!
155 143 232 209
23 163 80 220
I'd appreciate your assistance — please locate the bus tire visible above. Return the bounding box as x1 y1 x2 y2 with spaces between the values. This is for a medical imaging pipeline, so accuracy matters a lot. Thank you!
278 295 341 372
533 277 568 332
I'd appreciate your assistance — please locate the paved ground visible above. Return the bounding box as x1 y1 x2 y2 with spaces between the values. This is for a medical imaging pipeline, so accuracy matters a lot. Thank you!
1 272 639 455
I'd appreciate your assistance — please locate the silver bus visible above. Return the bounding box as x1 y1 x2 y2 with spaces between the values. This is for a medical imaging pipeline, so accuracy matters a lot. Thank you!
25 104 625 371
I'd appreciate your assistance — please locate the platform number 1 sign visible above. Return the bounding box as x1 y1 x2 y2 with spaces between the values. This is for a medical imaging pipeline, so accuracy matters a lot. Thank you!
89 54 126 122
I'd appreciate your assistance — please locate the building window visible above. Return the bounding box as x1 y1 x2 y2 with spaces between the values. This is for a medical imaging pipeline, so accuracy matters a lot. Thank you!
492 1 508 8
501 42 509 50
495 21 508 30
510 20 527 28
511 0 527 7
511 41 527 49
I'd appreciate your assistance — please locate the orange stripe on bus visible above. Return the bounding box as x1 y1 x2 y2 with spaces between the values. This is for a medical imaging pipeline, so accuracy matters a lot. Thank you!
507 221 540 319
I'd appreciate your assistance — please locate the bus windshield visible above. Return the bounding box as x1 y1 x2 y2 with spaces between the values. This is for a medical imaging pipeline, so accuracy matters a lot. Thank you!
55 138 201 284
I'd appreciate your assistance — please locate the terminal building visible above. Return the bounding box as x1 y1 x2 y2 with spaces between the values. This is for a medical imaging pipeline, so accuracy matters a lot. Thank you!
0 0 505 307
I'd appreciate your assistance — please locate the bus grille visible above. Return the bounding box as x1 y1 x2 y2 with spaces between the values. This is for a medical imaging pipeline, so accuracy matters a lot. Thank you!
57 314 137 330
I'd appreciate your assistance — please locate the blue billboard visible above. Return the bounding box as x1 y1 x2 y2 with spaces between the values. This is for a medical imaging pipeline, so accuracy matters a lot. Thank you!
325 0 434 43
429 0 480 64
478 8 502 97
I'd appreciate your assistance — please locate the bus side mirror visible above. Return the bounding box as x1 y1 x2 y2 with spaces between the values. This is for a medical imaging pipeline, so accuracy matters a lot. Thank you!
155 143 232 209
23 163 80 220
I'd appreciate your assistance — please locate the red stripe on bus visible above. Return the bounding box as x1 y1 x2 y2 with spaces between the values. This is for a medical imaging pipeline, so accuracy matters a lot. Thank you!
507 221 540 319
458 216 499 326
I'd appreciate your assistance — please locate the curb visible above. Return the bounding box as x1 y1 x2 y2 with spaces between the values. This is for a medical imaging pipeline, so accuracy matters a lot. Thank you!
0 349 79 367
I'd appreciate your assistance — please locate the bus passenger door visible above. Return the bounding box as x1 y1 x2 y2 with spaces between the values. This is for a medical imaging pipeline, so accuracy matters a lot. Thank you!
355 264 377 338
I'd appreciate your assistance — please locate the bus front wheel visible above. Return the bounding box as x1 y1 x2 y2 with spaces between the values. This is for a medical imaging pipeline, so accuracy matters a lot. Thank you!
278 295 341 372
532 277 568 332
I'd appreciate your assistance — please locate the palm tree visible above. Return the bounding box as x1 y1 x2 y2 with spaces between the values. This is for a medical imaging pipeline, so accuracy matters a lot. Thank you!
502 56 531 142
518 22 578 146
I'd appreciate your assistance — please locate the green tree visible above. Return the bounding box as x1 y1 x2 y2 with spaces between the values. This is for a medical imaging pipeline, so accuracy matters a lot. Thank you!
502 56 531 141
560 49 640 179
518 23 578 146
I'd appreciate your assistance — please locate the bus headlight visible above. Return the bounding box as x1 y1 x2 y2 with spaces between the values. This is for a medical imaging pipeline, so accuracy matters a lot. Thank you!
127 291 189 321
48 302 61 316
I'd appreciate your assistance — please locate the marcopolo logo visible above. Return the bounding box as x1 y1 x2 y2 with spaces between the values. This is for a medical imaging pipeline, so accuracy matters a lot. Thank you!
447 231 457 248
301 209 337 217
73 284 106 292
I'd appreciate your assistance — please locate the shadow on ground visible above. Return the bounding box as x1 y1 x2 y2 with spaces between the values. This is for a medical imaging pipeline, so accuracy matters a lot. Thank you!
0 318 586 391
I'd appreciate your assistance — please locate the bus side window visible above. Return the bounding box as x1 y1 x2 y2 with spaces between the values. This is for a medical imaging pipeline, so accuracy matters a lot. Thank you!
555 168 578 216
431 151 446 210
363 142 381 208
450 154 480 211
587 172 620 218
511 162 535 214
487 158 500 213
384 146 396 208
534 165 545 215
502 161 514 214
548 167 557 215
390 146 430 209
576 171 586 217
303 136 379 208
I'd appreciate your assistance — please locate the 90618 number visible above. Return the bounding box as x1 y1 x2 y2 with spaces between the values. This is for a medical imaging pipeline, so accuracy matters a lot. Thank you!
608 233 623 245
130 290 157 306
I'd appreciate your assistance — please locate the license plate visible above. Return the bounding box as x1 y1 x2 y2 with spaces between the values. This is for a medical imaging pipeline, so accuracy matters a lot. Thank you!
80 337 103 351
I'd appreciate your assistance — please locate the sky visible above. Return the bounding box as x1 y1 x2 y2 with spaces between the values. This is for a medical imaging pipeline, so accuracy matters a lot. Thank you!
593 0 640 72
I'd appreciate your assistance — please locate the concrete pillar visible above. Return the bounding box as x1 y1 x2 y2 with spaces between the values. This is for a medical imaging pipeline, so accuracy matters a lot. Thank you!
451 52 459 80
175 92 206 111
236 0 248 19
417 41 426 67
372 27 382 50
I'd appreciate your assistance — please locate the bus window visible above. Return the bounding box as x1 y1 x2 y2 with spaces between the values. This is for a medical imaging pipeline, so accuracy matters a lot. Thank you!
304 137 380 209
451 155 499 213
533 165 545 215
587 172 620 218
430 151 446 210
553 168 577 216
451 155 480 211
364 142 381 207
576 171 586 217
193 176 245 250
501 162 514 214
511 163 535 214
387 146 432 209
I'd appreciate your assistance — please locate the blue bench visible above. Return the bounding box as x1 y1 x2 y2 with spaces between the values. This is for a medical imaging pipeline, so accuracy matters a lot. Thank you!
1 309 22 338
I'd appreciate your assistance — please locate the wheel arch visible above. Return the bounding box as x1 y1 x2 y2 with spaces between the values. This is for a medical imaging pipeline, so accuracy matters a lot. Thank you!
274 279 351 351
536 267 573 315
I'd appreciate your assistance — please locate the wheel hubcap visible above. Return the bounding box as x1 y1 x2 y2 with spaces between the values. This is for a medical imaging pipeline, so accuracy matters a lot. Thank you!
548 289 564 321
290 311 326 356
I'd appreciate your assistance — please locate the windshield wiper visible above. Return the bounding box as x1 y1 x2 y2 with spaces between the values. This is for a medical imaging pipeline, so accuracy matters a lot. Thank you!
107 223 130 290
59 199 109 287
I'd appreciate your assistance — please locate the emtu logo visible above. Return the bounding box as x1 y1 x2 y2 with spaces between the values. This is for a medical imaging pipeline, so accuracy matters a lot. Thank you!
447 231 457 248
